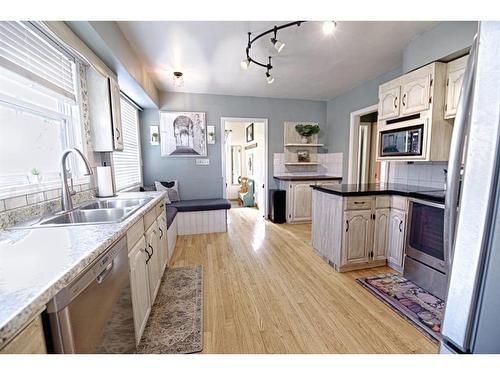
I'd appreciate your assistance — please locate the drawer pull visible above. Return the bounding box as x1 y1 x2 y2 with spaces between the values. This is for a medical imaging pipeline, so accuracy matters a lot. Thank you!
345 220 349 232
353 201 366 205
399 220 403 232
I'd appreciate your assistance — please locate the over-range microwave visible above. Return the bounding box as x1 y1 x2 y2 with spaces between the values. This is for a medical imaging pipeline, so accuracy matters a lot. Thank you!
379 124 424 157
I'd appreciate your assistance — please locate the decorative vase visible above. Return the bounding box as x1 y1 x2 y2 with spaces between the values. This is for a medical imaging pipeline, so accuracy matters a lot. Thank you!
301 136 309 144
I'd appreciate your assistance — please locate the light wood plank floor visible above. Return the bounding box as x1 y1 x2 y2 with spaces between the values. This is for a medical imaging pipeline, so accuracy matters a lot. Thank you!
170 207 438 354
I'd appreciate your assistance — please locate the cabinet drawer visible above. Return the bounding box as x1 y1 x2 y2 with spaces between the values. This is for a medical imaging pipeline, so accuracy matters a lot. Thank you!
155 200 166 217
127 217 144 250
345 197 373 211
391 196 408 211
143 207 157 231
375 196 391 208
0 315 46 354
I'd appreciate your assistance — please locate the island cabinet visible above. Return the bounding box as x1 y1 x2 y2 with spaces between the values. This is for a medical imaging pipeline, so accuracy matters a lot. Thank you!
312 190 407 272
127 197 170 345
0 314 47 354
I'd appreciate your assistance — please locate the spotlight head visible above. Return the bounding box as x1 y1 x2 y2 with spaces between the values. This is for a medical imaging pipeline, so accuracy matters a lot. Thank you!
271 38 285 53
240 58 251 70
266 72 274 84
322 21 336 35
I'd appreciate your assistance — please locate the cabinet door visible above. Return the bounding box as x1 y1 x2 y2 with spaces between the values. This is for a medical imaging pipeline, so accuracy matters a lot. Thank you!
290 182 313 222
157 214 169 268
378 85 400 120
145 225 161 303
388 209 406 270
373 208 389 261
129 236 151 344
401 75 431 115
445 67 466 119
342 210 372 266
109 78 124 151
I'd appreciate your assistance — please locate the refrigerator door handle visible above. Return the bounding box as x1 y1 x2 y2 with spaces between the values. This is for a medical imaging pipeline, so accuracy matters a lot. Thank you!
443 34 478 271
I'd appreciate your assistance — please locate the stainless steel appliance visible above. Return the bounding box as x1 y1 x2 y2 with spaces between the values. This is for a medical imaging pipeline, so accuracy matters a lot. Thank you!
405 198 446 299
46 235 136 353
441 22 500 354
379 123 424 157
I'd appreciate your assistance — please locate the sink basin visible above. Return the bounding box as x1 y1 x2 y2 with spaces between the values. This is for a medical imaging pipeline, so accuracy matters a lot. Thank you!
38 208 134 226
79 198 151 210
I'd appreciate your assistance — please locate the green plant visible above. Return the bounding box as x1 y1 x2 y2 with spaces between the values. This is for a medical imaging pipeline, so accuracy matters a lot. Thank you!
31 168 40 176
295 123 320 137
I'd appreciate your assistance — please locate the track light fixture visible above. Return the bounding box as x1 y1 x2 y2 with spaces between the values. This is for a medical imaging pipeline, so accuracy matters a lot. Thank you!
322 21 336 35
241 21 305 84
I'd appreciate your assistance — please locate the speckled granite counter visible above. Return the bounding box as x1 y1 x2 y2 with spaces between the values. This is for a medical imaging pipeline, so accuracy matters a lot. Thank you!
0 191 166 347
311 183 446 203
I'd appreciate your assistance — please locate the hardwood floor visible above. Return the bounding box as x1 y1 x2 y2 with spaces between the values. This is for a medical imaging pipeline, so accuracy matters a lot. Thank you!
170 207 438 354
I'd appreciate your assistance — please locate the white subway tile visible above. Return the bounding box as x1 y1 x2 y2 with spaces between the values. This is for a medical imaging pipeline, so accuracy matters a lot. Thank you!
26 192 45 205
4 195 27 210
0 200 5 212
44 189 61 200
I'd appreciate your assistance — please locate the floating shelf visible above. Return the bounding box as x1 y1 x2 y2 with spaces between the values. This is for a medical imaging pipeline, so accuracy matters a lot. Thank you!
285 162 321 166
285 143 324 147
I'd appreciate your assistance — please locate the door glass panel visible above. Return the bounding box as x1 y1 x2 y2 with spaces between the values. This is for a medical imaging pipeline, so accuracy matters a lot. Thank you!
409 202 444 260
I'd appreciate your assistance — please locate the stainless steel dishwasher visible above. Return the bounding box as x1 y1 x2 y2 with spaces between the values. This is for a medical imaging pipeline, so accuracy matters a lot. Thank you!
46 235 136 353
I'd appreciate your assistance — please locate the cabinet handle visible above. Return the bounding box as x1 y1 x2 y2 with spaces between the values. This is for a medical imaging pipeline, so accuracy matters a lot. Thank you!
159 227 163 239
144 247 151 263
402 93 407 107
115 127 121 141
149 244 154 258
345 220 349 232
399 220 403 232
394 97 398 108
353 201 365 205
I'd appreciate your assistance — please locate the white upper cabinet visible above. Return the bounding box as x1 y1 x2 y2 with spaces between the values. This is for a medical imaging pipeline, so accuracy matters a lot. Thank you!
400 74 431 115
86 67 123 152
445 55 468 119
378 84 400 120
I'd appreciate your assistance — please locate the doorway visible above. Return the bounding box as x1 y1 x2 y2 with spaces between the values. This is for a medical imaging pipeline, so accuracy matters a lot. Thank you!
220 117 268 218
348 105 388 185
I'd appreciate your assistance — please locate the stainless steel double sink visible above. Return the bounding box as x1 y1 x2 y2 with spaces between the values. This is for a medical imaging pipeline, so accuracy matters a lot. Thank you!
16 198 152 228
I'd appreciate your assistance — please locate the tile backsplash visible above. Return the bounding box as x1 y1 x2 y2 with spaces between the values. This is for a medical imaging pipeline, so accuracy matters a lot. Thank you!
388 161 448 189
274 152 343 177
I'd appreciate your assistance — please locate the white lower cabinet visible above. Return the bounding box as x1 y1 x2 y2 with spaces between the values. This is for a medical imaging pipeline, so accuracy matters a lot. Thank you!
127 198 173 345
373 208 390 261
387 209 406 272
145 222 162 303
129 236 151 344
342 210 372 267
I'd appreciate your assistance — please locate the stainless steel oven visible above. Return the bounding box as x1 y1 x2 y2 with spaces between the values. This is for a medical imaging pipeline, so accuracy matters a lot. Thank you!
404 197 447 299
380 125 424 157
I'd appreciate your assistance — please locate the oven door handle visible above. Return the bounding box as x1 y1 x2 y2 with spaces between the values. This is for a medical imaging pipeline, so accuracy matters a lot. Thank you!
444 34 478 271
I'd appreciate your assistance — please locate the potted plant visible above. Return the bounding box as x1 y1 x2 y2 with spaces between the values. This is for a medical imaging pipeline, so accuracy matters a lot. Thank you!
295 123 320 144
30 168 41 184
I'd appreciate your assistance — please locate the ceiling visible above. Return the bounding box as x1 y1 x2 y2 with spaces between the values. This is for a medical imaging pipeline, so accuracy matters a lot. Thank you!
117 21 437 101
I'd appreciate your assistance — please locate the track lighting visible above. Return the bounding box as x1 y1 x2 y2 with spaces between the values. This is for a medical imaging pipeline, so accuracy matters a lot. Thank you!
266 72 274 84
240 58 250 70
322 21 336 35
173 71 184 87
271 27 285 53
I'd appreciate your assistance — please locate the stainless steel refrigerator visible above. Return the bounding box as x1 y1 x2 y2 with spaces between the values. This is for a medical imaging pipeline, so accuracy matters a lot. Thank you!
441 21 500 354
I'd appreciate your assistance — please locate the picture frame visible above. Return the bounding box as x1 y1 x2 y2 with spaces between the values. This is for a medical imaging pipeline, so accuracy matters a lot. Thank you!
207 125 215 144
159 111 207 157
247 153 254 175
149 125 159 145
246 122 254 143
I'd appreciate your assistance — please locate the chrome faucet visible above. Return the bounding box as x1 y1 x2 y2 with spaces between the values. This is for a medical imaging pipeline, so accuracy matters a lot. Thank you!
60 148 93 212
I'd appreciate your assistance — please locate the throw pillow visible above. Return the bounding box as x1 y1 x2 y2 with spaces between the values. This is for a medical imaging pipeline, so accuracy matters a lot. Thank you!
154 180 180 202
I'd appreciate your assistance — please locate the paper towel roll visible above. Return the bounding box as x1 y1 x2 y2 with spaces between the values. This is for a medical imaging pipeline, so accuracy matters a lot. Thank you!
96 166 114 197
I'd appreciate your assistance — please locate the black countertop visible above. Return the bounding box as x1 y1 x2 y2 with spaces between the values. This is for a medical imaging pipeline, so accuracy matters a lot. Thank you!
273 175 342 181
312 183 446 203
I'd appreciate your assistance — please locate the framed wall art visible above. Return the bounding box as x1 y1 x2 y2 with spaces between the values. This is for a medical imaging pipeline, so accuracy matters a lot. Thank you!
159 111 207 157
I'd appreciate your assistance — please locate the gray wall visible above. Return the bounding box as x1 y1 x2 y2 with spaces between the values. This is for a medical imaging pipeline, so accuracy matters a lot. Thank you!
403 21 477 73
326 68 402 179
140 92 327 200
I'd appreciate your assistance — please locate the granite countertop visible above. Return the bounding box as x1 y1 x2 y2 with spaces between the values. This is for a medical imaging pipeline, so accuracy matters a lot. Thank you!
0 191 166 347
273 175 342 181
312 183 446 203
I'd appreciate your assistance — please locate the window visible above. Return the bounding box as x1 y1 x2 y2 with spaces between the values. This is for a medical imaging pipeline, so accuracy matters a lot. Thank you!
113 96 142 191
0 21 83 196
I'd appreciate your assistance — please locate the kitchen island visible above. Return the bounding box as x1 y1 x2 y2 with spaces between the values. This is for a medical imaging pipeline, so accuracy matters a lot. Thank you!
311 183 444 273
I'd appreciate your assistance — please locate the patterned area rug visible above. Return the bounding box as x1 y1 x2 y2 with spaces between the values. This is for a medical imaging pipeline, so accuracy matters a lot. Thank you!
137 266 203 354
357 274 445 342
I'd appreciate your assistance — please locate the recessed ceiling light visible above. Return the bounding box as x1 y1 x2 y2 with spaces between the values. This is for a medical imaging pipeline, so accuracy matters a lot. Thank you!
322 21 336 35
173 71 184 87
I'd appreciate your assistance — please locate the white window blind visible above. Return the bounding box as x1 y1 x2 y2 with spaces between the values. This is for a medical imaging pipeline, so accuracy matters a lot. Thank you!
113 96 142 191
0 21 76 101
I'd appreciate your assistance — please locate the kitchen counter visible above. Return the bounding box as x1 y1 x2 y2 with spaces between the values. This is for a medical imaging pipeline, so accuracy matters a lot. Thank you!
0 191 166 347
273 175 342 181
312 183 445 203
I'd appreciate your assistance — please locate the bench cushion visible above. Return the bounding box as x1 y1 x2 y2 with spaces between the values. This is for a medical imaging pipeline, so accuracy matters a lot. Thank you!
169 198 231 212
166 206 178 229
